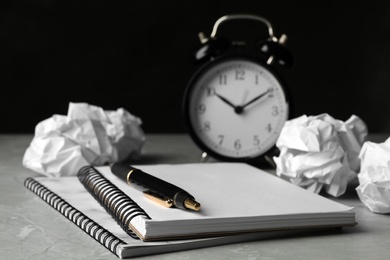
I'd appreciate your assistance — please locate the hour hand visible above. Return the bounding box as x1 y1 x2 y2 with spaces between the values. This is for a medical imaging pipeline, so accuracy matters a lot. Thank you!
215 93 237 109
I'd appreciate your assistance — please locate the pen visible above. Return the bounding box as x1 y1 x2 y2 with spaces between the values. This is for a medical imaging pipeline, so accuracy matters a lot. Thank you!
110 163 201 211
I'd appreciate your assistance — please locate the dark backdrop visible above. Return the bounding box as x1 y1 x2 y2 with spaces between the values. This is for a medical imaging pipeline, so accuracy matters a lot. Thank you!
1 0 390 134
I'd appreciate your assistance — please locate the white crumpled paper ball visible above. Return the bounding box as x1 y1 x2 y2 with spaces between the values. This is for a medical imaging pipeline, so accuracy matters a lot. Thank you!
356 138 390 213
23 102 145 177
273 113 368 197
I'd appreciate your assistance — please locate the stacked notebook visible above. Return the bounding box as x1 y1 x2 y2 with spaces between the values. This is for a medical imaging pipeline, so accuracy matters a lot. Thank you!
24 163 356 258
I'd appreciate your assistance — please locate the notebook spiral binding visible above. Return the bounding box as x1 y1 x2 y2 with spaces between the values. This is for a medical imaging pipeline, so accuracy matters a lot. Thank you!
24 177 126 257
77 166 152 240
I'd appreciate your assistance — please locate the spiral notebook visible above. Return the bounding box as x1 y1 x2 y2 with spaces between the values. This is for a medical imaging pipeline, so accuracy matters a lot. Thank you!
24 163 356 258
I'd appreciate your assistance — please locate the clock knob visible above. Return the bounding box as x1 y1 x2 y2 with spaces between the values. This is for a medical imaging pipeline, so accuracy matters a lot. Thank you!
258 34 293 67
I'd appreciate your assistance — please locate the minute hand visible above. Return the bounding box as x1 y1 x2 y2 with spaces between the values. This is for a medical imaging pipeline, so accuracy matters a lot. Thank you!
241 88 271 109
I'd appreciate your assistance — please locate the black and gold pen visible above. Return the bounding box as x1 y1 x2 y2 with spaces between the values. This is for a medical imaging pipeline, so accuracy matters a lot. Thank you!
110 163 201 211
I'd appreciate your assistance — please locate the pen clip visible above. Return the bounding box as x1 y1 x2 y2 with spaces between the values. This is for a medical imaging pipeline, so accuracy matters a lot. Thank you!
143 190 173 208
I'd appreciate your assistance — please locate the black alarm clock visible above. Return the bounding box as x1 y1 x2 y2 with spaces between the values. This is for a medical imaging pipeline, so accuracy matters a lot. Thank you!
183 14 293 167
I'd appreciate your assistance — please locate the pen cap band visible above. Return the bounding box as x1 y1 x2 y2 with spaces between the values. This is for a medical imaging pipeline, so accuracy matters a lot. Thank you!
111 163 137 184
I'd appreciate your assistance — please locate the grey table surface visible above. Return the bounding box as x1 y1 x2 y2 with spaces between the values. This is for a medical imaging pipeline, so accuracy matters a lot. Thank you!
1 134 389 260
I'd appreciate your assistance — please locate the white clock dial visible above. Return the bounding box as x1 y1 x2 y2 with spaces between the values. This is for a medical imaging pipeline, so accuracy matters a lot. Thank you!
187 58 289 159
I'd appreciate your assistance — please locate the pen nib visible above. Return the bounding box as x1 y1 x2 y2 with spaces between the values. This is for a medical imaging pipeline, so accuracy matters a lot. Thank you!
184 198 201 211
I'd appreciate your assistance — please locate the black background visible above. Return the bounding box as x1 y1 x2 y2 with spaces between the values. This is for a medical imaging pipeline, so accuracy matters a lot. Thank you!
1 0 390 134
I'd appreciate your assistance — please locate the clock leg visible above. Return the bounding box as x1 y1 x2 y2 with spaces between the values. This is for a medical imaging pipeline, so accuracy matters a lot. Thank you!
248 147 280 170
264 154 277 169
200 152 210 163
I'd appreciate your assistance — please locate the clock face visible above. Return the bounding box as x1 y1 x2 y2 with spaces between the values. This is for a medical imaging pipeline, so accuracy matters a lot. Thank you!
185 57 289 161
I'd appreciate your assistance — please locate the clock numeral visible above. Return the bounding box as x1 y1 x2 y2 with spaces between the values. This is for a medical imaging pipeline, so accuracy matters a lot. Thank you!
218 135 224 145
255 74 259 85
253 135 260 146
206 87 216 96
266 123 272 133
203 121 211 132
268 88 274 98
219 74 227 85
235 69 245 80
197 104 206 114
271 106 279 116
234 139 242 150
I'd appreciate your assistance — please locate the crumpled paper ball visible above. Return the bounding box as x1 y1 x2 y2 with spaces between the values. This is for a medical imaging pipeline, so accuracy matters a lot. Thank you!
273 113 368 197
23 102 145 177
356 138 390 213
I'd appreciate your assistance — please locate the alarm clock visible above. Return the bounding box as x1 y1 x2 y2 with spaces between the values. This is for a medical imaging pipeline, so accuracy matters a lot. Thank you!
183 14 293 167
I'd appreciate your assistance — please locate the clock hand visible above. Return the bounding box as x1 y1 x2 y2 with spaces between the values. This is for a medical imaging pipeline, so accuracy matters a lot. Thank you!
215 90 271 115
215 93 237 109
215 93 245 114
240 88 271 109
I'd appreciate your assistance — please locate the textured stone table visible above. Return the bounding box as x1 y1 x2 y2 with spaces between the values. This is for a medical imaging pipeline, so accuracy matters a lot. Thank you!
1 134 389 259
